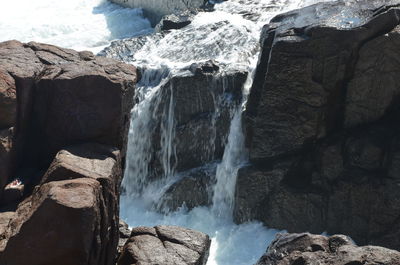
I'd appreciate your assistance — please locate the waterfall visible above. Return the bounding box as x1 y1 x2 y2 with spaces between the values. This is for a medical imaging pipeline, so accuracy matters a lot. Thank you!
116 1 324 264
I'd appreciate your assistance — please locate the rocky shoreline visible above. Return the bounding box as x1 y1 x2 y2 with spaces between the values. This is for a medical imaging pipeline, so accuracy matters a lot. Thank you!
0 0 400 264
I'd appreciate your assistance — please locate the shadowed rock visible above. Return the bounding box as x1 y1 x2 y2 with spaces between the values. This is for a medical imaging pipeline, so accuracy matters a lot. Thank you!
239 0 400 251
256 233 400 265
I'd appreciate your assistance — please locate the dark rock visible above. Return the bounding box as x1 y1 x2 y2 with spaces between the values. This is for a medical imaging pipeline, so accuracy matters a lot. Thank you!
159 164 216 211
0 128 14 200
246 0 400 161
109 0 205 26
236 126 400 249
0 40 136 172
256 233 400 265
345 25 400 128
146 63 247 179
189 60 220 75
118 225 211 265
155 10 196 32
240 0 400 251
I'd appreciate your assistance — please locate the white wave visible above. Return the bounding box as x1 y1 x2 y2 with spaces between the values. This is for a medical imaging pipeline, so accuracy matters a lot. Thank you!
0 0 152 52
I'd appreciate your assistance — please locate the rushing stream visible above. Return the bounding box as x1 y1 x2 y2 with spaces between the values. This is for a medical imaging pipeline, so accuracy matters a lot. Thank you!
1 0 330 264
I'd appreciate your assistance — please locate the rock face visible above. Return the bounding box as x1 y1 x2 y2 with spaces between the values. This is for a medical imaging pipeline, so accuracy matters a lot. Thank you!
155 10 196 32
0 40 136 264
0 128 14 200
256 233 400 265
110 0 205 26
0 40 135 189
238 0 400 250
159 164 216 211
123 60 247 210
150 63 246 177
118 225 211 265
1 178 107 265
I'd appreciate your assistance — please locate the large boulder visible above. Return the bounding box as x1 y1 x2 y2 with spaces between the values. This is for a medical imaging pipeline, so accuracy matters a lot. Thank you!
0 178 106 265
256 233 400 265
0 143 122 265
239 0 400 251
118 225 211 265
0 40 136 264
0 40 136 171
246 0 400 161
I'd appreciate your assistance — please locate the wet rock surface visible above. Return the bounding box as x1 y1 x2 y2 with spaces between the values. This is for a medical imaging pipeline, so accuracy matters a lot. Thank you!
239 0 400 250
138 61 246 183
256 233 400 265
159 164 216 211
118 225 211 265
155 10 196 32
0 40 136 264
110 0 206 26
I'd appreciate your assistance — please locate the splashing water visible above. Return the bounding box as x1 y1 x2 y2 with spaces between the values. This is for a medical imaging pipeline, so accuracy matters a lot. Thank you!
117 1 332 264
0 0 152 52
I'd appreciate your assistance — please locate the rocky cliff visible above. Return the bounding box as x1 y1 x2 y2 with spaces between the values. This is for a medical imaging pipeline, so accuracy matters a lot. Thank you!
237 0 400 250
0 40 136 264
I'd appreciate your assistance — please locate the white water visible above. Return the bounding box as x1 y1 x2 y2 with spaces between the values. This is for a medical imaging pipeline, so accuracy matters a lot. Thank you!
119 1 331 265
0 0 152 53
0 1 330 264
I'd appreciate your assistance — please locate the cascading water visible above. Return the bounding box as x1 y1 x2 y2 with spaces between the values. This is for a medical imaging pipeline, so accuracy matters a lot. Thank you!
0 0 152 52
0 0 334 264
114 1 332 264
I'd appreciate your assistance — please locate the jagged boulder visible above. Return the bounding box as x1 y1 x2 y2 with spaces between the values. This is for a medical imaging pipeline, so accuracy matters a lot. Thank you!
239 0 400 251
0 178 105 265
0 40 136 264
0 40 136 171
246 0 400 160
118 225 211 265
0 143 122 265
256 233 400 265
